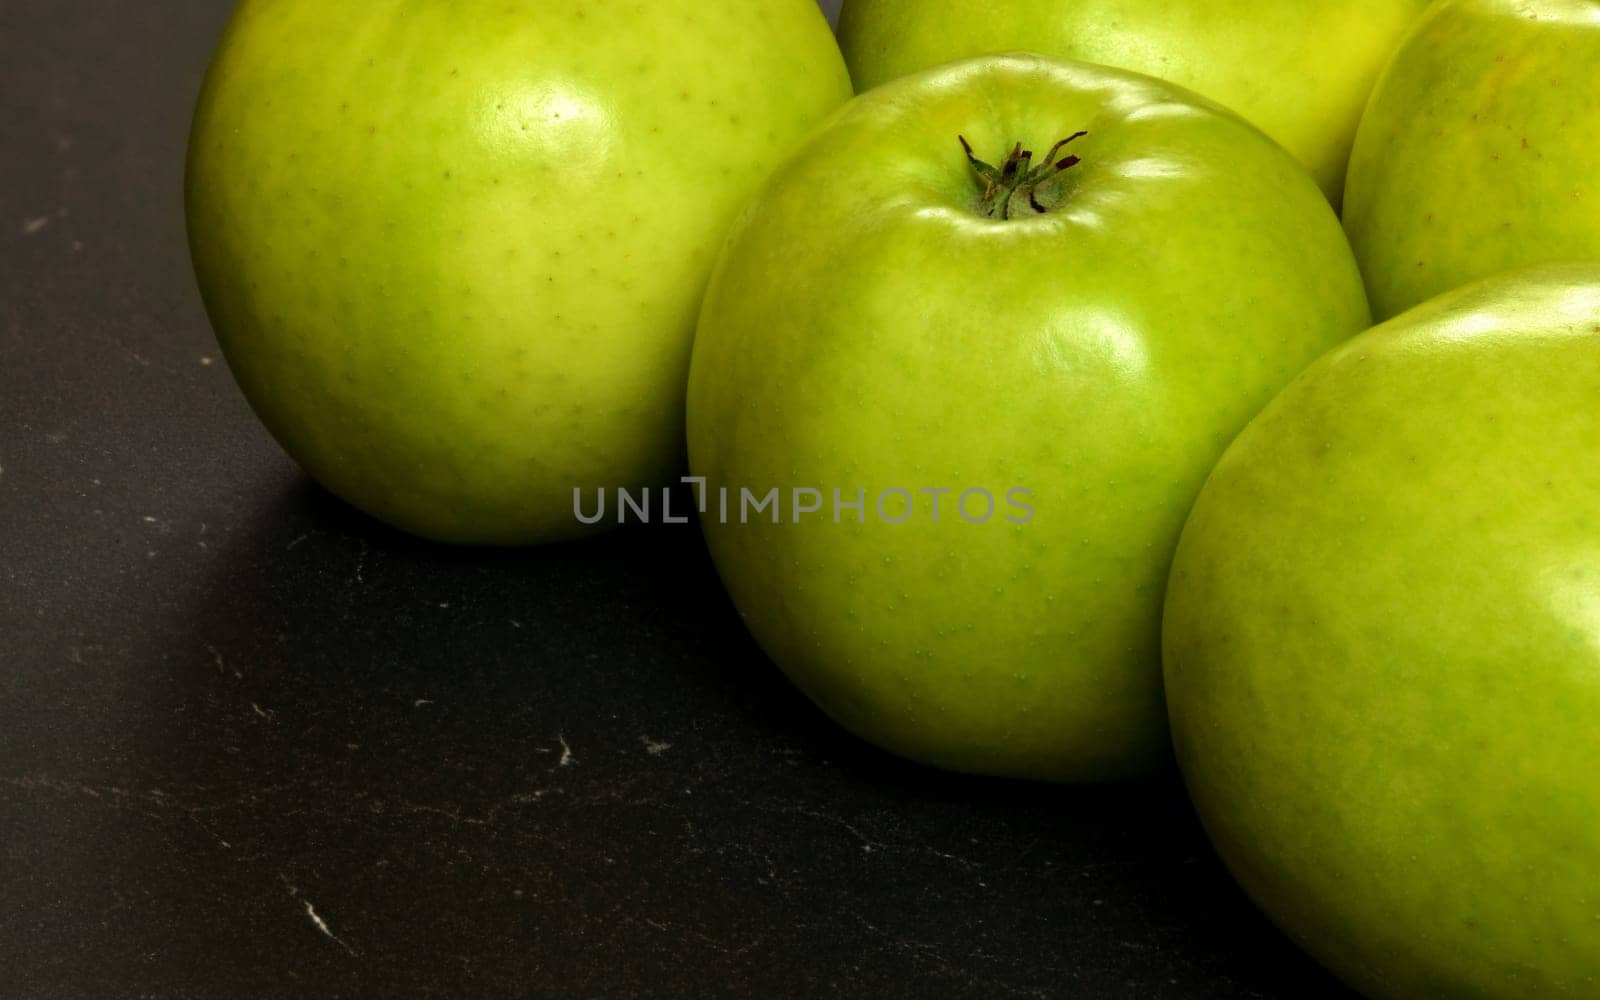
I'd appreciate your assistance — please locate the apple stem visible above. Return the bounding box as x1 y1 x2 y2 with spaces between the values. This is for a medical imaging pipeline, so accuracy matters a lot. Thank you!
959 132 1087 219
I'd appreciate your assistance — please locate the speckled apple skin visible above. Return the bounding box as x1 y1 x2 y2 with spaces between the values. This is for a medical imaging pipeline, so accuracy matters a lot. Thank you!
1165 264 1600 998
1344 0 1600 319
686 55 1369 782
838 0 1427 203
186 0 849 543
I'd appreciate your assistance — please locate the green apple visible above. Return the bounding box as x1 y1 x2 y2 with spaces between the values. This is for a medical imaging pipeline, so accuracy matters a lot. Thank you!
836 0 1426 204
1343 0 1600 320
186 0 848 543
686 54 1369 781
1164 264 1600 997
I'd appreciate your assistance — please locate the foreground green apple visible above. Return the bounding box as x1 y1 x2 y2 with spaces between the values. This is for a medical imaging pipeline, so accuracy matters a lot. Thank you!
1343 0 1600 319
1165 264 1600 997
186 0 848 543
836 0 1425 203
687 54 1369 781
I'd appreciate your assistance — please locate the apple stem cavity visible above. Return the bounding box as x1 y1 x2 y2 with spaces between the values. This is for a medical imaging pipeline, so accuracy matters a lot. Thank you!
959 132 1087 219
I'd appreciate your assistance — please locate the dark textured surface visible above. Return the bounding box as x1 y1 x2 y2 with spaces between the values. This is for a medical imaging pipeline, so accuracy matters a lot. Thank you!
0 3 1356 997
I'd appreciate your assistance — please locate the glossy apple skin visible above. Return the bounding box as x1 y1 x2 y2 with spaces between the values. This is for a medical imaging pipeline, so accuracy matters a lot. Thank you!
686 55 1369 782
186 1 848 544
1344 0 1600 320
1164 264 1600 998
836 0 1426 203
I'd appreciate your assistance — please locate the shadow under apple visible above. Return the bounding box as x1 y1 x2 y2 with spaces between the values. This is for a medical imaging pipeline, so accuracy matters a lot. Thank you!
130 473 1354 998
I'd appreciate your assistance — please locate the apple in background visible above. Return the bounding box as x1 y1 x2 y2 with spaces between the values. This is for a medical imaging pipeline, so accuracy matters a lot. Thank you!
1343 0 1600 319
186 0 849 544
836 0 1426 204
686 55 1369 782
1164 264 1600 998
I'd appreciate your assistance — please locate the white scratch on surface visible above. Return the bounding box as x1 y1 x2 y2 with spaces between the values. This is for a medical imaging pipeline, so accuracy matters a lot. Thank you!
556 734 574 767
303 901 358 957
414 698 434 708
286 532 309 550
205 642 242 680
250 703 274 721
22 216 49 235
396 800 484 826
280 874 358 957
640 735 671 756
188 814 233 851
793 807 887 855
